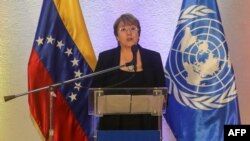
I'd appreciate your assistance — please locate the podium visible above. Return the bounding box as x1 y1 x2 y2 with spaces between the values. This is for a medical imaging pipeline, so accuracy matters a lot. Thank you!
88 87 167 141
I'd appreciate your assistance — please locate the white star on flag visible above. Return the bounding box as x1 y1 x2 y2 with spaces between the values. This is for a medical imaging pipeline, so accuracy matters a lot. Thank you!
69 93 77 102
74 70 82 78
71 58 79 66
56 40 64 49
47 35 55 44
74 82 82 91
36 37 44 46
65 48 73 57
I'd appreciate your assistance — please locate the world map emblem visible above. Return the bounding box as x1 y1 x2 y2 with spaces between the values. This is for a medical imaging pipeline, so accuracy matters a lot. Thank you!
165 5 237 110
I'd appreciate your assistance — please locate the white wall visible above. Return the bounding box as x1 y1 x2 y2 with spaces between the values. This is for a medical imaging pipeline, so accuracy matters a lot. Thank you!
217 0 250 124
0 0 249 140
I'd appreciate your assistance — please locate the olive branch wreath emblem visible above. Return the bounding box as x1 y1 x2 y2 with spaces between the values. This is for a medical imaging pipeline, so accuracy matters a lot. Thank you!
166 5 237 110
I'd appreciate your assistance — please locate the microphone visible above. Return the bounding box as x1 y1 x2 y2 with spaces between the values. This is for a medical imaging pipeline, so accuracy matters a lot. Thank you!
131 44 138 72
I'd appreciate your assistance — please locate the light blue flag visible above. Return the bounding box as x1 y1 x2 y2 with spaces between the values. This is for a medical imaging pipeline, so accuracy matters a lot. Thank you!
164 0 240 141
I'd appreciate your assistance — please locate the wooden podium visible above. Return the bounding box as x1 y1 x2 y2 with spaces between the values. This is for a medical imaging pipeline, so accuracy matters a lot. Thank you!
88 87 167 141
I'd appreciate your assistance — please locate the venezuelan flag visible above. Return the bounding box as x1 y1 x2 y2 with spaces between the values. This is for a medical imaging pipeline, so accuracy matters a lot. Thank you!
28 0 96 140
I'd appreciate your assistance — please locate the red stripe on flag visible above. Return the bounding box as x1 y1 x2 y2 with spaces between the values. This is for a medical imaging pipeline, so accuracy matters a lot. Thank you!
28 49 88 141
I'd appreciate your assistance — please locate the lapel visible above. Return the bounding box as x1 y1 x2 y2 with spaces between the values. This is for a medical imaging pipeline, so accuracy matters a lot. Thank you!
139 45 153 86
108 46 121 84
112 46 121 67
138 45 149 70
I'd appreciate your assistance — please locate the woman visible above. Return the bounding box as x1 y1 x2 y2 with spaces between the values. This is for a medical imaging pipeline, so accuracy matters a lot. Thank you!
92 13 165 130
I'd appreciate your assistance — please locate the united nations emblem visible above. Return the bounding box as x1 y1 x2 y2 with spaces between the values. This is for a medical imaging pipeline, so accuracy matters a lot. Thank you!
165 5 237 110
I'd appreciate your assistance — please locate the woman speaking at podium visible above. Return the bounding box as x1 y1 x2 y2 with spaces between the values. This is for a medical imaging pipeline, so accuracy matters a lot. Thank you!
91 13 165 130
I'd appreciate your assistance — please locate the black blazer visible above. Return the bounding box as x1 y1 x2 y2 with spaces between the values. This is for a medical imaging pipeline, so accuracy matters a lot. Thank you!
92 45 166 88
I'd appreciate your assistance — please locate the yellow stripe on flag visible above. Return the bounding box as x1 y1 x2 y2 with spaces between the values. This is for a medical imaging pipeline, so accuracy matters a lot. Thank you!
53 0 96 71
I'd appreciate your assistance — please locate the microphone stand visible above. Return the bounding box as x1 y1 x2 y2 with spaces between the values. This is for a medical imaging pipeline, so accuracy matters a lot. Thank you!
3 61 134 141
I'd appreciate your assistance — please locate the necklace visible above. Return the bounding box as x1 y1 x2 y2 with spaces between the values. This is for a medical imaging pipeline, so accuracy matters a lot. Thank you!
127 64 135 72
121 51 135 72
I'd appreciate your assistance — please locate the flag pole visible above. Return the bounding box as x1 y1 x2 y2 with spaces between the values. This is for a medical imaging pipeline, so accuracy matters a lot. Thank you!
48 86 56 141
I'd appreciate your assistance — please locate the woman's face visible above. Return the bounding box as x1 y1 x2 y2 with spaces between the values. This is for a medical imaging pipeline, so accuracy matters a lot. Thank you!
116 22 139 48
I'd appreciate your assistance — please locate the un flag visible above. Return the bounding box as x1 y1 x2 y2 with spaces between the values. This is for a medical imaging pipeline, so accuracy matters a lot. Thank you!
164 0 241 141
